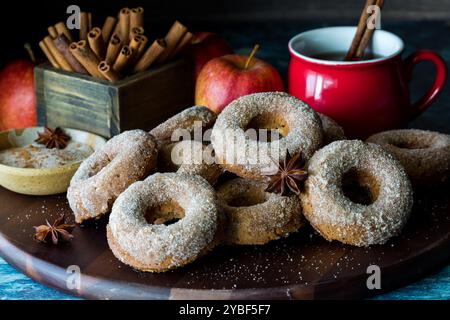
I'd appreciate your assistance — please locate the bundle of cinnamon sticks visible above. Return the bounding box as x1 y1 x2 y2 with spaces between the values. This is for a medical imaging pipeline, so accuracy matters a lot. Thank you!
39 7 194 82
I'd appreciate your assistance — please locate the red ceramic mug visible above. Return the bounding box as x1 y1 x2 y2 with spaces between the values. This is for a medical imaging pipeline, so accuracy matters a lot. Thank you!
288 27 447 138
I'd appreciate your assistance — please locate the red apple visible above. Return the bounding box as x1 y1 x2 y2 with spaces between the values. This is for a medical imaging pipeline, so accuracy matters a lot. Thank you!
187 32 234 79
0 60 37 131
195 45 284 113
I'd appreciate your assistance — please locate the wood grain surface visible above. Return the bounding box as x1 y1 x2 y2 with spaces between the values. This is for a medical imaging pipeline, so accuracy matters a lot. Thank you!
35 59 194 138
0 183 448 300
1 20 450 300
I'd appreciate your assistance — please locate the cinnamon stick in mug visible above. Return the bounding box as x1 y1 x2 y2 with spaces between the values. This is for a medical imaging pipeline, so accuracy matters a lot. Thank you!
133 38 166 73
88 27 105 60
55 22 73 42
53 34 88 73
79 12 89 40
105 33 123 64
98 61 121 82
43 36 73 72
345 0 375 61
156 20 188 63
70 40 105 79
39 41 60 69
355 0 385 59
102 16 117 42
113 45 134 73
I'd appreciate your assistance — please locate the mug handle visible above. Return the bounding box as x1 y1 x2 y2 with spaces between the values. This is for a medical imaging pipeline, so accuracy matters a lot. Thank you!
405 50 447 120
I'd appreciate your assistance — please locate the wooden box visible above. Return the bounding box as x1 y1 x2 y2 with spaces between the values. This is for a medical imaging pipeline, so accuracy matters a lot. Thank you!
35 59 194 138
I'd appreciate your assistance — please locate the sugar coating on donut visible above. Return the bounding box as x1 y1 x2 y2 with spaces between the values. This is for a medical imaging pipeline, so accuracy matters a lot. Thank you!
211 92 323 180
107 172 219 272
150 106 217 141
301 140 413 247
366 129 450 186
174 140 223 184
156 140 222 184
67 130 158 223
318 113 346 145
216 178 303 245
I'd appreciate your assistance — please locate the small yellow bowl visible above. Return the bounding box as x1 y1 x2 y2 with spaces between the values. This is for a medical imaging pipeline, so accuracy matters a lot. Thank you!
0 127 106 195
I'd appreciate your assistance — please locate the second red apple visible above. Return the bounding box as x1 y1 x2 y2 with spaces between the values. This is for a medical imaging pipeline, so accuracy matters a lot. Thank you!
186 32 234 79
0 60 37 131
195 45 284 113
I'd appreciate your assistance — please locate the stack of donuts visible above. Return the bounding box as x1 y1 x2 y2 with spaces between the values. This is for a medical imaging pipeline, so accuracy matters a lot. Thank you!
67 92 450 272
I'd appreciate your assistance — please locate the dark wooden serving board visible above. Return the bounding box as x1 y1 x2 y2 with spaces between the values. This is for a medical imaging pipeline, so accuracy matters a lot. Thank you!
0 185 449 300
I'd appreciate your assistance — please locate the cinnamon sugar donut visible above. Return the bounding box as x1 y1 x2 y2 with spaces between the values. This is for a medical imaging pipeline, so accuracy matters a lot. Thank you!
151 106 217 172
216 178 303 245
68 130 157 223
318 113 346 145
211 92 322 180
157 140 222 184
107 172 220 272
156 141 179 172
366 129 450 186
150 106 217 142
301 140 413 247
170 140 222 184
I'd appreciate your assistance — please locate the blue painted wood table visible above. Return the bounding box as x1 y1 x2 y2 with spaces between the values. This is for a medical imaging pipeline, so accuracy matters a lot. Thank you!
0 21 449 300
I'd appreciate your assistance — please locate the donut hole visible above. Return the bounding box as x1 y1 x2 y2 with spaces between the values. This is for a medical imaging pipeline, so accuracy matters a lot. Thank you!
144 201 185 226
226 185 268 207
392 139 430 150
245 113 289 142
341 169 380 205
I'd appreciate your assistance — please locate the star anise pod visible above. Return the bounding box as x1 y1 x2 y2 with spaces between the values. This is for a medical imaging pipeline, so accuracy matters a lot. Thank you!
33 215 75 245
35 127 71 149
265 151 308 196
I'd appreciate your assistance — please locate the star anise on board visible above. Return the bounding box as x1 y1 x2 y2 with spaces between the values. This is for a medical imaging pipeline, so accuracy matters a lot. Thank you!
265 151 308 196
33 215 75 245
35 127 71 149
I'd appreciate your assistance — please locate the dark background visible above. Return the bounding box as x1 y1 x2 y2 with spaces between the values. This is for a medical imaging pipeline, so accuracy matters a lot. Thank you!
1 0 450 63
0 0 449 133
